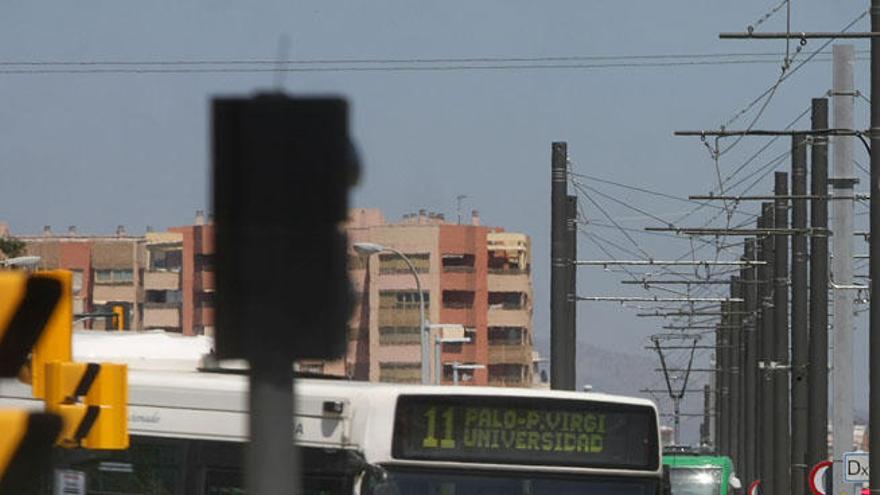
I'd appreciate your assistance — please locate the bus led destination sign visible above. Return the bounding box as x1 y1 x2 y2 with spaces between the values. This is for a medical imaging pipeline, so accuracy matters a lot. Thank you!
392 395 658 470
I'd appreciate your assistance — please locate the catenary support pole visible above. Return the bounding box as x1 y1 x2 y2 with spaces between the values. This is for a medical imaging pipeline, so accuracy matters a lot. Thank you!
551 142 574 390
808 98 830 471
832 44 856 495
703 383 713 448
774 172 791 495
729 277 741 467
870 0 880 491
791 133 809 495
759 203 775 483
568 195 578 388
743 239 758 487
719 300 730 455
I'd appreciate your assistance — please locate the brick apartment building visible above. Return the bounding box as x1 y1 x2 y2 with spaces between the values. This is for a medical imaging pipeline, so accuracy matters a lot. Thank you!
9 208 535 387
19 213 215 335
344 208 534 387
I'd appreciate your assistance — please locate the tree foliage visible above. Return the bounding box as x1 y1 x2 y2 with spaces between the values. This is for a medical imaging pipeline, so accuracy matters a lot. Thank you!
0 236 26 258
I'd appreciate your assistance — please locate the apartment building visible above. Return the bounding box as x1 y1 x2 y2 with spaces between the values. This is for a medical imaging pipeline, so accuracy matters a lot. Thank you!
10 208 535 387
346 208 534 387
142 213 215 335
22 225 145 331
18 213 215 336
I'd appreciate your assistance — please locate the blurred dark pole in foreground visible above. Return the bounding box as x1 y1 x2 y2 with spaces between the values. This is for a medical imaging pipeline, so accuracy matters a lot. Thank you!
213 93 358 495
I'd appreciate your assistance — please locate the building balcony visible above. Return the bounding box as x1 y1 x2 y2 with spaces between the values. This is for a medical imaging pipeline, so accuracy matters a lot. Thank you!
93 285 137 304
488 344 533 365
487 273 531 293
144 271 180 291
487 308 531 327
143 306 181 329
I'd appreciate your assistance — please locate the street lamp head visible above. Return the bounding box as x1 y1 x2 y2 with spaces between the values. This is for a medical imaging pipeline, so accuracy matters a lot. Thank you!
1 256 41 268
353 242 385 256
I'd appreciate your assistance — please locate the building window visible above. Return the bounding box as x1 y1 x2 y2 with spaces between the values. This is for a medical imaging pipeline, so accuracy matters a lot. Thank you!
442 290 474 309
488 364 528 385
379 326 420 346
197 292 214 308
94 269 134 285
442 254 475 273
379 362 421 383
379 290 429 310
149 249 182 272
488 291 527 310
146 290 182 304
488 326 527 345
195 254 213 272
488 251 529 274
378 253 429 274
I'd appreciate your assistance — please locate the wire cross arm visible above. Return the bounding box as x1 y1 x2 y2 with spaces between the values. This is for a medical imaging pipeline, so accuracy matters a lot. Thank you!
636 310 756 317
689 194 868 201
645 227 829 236
718 31 880 39
577 296 744 303
643 346 721 350
575 259 766 266
651 332 704 341
675 128 866 137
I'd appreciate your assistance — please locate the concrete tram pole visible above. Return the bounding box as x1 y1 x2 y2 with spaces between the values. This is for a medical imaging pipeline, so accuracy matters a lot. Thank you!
807 98 829 474
870 0 880 492
758 203 776 485
773 171 791 495
742 239 758 486
832 44 855 495
791 132 809 495
550 142 575 390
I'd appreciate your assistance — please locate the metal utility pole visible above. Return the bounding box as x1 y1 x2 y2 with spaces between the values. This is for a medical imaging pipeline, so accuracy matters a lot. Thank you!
728 278 742 467
791 134 809 495
702 383 713 448
871 2 880 492
758 203 775 485
808 98 830 471
717 300 729 455
832 44 856 495
773 171 791 495
742 239 758 487
551 142 574 390
568 195 578 388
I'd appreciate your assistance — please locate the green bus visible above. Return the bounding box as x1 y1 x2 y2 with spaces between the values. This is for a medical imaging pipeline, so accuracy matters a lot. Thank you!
663 449 741 495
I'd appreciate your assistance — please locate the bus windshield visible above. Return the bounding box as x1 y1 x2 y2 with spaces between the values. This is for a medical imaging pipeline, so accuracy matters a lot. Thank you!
668 467 723 495
364 468 660 495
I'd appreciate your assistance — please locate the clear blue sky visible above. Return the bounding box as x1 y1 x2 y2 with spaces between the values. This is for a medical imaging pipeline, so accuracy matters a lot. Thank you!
0 1 870 425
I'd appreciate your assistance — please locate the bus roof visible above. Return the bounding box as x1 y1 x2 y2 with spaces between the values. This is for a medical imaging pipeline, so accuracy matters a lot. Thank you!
663 454 734 470
0 331 662 477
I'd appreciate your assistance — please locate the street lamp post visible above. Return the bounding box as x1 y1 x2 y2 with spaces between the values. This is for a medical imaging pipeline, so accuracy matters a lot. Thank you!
428 324 470 385
353 242 429 384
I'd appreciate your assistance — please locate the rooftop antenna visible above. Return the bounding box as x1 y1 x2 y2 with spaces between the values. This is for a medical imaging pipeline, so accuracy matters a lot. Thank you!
456 195 467 224
273 34 291 91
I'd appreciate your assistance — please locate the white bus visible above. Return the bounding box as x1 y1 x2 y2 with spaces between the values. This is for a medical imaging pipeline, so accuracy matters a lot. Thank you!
0 333 666 495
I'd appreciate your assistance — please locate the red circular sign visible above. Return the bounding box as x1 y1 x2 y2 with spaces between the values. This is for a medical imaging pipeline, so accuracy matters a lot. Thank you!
809 460 833 495
748 479 762 495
